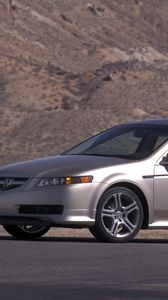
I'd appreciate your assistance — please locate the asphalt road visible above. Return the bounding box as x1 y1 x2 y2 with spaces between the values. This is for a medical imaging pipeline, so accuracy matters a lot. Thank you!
0 235 168 300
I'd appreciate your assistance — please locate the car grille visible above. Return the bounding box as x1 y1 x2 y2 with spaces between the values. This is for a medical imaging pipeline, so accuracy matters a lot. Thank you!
0 177 29 192
19 205 64 215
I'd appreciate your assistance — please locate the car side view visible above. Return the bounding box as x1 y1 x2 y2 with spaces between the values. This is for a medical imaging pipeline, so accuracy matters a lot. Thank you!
1 118 168 242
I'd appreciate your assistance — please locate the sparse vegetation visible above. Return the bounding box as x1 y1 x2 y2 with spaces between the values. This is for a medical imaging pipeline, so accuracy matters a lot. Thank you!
0 0 167 164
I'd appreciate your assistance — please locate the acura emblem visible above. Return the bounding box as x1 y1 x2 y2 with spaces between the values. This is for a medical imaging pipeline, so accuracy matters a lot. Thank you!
0 178 14 188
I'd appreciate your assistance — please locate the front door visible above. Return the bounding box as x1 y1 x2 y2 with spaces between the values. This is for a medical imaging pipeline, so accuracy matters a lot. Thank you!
154 155 168 219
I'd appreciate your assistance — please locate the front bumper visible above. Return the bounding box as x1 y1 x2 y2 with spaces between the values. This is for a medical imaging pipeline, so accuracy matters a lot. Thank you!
0 182 105 226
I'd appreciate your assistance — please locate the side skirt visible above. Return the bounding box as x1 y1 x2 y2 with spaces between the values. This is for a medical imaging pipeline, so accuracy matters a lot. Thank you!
148 221 168 229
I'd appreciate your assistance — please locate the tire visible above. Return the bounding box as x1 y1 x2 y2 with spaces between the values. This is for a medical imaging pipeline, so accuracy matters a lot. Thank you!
89 187 143 243
3 225 51 239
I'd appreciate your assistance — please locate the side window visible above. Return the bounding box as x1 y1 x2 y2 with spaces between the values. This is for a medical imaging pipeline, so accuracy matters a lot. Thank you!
153 136 168 151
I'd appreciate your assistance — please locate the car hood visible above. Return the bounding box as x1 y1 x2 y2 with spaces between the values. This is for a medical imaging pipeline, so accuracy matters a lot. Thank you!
0 155 130 178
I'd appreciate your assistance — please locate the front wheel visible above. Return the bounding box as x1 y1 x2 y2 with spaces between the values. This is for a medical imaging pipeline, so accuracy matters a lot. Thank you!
89 187 143 243
3 225 51 239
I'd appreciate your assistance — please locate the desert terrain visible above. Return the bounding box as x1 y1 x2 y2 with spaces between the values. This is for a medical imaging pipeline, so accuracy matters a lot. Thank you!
0 0 167 164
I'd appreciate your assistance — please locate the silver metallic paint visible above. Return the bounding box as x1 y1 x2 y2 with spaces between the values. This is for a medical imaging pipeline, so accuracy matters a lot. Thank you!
1 121 168 229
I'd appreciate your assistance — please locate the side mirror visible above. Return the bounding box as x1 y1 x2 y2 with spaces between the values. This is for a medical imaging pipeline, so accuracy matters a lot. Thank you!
160 154 168 166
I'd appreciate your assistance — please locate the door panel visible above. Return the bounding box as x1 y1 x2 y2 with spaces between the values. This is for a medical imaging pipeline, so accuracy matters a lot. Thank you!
154 163 168 219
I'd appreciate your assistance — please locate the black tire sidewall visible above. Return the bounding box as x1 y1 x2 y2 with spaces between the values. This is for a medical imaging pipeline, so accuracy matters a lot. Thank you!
3 225 50 239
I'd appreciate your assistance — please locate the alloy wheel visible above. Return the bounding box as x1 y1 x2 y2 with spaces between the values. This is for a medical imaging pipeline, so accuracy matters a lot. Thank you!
101 191 140 239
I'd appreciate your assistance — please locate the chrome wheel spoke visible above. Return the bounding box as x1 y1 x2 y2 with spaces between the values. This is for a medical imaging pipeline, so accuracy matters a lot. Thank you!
125 202 138 215
102 208 115 218
122 217 135 233
110 219 122 237
114 193 122 210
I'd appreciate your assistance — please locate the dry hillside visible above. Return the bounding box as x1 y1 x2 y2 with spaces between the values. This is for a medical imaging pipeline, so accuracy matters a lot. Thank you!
0 0 168 164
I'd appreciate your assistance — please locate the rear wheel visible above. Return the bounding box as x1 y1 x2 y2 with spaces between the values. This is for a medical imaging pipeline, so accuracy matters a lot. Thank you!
89 187 143 243
3 225 50 239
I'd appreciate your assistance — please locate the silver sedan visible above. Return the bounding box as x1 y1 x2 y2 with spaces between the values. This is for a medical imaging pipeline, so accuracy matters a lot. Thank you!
1 118 168 242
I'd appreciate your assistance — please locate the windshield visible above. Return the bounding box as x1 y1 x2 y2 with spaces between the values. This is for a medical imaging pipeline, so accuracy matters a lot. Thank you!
63 125 168 159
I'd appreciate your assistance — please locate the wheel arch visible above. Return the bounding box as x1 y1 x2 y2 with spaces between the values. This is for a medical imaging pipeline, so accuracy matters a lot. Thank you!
99 182 149 229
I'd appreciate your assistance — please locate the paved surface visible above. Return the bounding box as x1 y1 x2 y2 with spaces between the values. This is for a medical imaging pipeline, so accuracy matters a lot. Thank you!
0 235 168 300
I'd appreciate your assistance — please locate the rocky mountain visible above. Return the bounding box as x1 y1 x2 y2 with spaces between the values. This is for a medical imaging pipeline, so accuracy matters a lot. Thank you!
0 0 168 164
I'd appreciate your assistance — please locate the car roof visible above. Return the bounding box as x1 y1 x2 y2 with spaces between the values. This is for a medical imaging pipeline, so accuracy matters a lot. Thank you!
126 118 168 126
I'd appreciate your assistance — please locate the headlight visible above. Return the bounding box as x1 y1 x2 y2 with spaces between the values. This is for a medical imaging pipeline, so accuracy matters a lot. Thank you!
37 176 93 187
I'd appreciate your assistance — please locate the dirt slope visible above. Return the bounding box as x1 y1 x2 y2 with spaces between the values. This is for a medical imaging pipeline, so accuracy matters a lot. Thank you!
0 0 168 164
